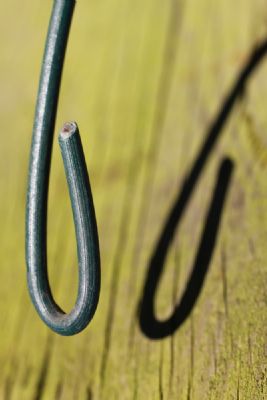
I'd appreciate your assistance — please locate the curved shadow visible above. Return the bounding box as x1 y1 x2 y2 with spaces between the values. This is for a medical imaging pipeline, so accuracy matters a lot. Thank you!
139 159 233 339
138 39 267 339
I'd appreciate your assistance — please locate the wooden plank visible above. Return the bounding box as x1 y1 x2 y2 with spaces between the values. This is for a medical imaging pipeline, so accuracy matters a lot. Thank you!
0 0 266 398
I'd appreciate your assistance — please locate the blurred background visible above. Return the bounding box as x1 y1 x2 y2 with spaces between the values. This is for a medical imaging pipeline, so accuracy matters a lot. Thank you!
0 0 266 399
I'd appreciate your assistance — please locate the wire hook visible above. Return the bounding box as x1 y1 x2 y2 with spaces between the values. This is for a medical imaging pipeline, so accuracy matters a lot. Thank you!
26 0 100 335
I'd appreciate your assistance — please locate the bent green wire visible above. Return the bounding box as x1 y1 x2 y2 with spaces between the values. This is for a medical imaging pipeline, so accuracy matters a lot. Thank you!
26 0 100 336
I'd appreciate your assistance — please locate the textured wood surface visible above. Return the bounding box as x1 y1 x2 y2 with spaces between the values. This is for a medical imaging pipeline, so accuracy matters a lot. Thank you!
0 0 266 399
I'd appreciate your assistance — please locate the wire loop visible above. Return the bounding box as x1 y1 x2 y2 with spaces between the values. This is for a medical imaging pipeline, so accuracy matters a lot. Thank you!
26 0 100 336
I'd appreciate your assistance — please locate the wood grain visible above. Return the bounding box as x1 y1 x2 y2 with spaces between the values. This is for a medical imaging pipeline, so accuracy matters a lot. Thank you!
0 0 266 398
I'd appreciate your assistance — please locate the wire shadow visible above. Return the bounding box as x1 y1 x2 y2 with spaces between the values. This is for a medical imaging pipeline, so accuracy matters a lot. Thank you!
138 39 267 339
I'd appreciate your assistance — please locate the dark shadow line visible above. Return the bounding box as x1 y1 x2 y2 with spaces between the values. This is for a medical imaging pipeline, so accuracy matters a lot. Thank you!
139 158 234 339
99 0 186 380
126 0 185 354
138 39 267 339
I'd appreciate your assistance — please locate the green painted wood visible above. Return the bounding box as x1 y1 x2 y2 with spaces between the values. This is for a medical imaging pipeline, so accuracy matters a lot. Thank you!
0 0 266 398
